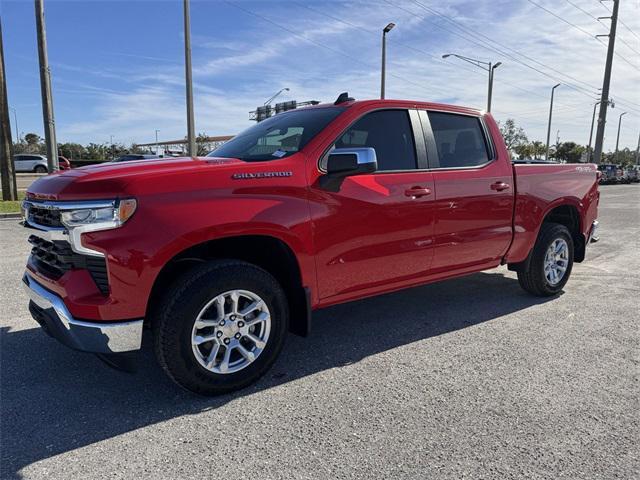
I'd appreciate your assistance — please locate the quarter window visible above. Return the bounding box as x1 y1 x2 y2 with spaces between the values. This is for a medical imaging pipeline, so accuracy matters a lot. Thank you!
332 110 417 171
428 112 489 168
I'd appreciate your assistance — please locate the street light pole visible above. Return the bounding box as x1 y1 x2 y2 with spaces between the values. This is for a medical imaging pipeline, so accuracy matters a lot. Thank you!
442 53 501 111
614 111 626 160
487 62 502 112
380 23 395 100
635 130 639 165
545 83 561 161
588 101 598 160
155 129 160 155
183 0 196 157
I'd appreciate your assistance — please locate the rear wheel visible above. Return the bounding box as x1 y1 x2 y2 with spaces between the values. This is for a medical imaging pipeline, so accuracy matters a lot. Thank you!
517 222 574 297
34 165 47 173
153 260 289 396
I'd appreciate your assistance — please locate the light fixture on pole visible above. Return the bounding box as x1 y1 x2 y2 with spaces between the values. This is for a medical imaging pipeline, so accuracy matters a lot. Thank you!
442 54 501 111
264 88 290 106
545 83 561 161
381 22 395 99
615 111 627 160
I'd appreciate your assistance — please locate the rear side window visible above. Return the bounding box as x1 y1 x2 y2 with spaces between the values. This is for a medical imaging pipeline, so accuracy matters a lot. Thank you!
428 112 489 168
333 110 417 171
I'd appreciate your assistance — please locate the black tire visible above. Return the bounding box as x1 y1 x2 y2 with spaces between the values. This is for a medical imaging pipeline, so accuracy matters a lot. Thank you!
34 165 47 173
517 222 574 297
153 260 289 396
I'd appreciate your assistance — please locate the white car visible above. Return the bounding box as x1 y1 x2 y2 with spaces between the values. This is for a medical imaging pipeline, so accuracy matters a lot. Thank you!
13 154 49 173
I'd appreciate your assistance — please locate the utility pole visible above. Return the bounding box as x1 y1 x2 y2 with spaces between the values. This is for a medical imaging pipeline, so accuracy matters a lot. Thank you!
545 83 561 161
183 0 196 157
0 18 18 201
635 131 639 165
614 111 626 161
155 129 160 155
380 23 395 99
35 0 58 172
593 0 619 164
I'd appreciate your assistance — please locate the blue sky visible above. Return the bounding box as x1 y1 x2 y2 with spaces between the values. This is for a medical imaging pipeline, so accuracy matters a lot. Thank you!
2 0 639 151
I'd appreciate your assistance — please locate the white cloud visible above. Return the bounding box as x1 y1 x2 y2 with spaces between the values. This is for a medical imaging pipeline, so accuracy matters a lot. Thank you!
55 0 639 151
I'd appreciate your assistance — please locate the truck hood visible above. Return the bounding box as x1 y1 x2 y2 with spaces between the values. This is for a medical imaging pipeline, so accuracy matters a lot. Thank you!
26 156 244 200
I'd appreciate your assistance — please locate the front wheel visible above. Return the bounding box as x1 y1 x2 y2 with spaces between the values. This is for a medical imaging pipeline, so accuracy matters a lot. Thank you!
34 165 48 173
153 260 289 396
517 222 574 297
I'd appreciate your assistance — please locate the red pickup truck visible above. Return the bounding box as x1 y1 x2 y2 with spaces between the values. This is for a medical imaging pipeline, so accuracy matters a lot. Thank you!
22 95 600 395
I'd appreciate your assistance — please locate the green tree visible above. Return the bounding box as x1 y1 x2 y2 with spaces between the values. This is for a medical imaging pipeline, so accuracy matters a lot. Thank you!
555 142 585 163
499 119 528 151
22 133 45 154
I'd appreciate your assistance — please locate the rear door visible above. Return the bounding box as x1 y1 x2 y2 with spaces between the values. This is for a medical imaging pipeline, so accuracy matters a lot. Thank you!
420 110 514 273
310 109 436 299
13 155 32 172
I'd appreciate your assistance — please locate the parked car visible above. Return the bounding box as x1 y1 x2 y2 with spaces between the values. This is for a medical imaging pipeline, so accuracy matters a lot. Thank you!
112 154 161 162
21 94 600 395
622 167 637 183
597 164 619 184
13 154 48 173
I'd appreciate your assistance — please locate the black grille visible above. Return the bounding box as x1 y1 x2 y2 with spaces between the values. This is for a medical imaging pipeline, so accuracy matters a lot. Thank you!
29 206 63 228
29 235 109 295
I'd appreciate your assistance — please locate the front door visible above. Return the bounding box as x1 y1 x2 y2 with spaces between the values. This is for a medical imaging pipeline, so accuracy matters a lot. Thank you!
309 109 436 300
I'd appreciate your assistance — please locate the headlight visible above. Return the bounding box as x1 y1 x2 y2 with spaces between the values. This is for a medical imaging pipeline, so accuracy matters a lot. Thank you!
61 199 137 229
60 198 137 256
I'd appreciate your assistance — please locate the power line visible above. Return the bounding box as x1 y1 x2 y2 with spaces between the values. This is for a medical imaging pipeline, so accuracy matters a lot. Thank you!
527 0 639 72
564 0 599 21
571 0 640 54
223 1 443 100
596 0 640 41
294 1 551 102
404 0 640 114
394 0 599 99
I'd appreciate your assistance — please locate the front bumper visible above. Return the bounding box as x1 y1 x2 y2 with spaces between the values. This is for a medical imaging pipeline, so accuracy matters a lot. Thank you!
23 273 143 354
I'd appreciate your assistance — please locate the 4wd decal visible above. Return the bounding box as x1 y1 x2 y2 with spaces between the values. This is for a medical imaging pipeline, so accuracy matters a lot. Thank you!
231 171 293 179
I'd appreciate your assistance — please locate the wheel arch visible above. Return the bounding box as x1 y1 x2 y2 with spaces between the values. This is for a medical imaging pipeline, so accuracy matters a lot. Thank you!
508 201 585 272
146 234 311 337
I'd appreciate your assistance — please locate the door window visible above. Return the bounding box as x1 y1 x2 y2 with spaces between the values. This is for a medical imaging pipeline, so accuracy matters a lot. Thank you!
428 112 489 168
331 110 417 171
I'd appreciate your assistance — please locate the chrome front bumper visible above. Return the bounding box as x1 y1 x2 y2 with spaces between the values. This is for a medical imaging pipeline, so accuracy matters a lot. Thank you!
23 273 143 354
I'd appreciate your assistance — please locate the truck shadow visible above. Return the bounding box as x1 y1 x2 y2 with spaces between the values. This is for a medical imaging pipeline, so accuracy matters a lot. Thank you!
1 270 555 479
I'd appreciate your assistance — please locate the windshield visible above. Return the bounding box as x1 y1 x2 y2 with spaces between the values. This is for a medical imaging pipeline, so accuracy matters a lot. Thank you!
208 107 345 161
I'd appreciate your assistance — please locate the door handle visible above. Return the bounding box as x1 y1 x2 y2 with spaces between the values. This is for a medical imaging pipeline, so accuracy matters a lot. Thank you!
404 186 432 198
490 181 510 192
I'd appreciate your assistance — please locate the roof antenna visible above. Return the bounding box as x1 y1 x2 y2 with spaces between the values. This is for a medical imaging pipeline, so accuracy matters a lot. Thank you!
334 92 355 105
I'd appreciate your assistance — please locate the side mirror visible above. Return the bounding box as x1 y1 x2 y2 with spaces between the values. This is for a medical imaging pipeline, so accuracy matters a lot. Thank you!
320 147 377 191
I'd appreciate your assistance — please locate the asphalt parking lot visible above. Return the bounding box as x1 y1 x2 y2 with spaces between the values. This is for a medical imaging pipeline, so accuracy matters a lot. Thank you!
1 185 638 480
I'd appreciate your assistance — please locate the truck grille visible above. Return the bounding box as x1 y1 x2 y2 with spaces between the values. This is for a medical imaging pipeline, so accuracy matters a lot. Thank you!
28 206 63 228
28 235 109 295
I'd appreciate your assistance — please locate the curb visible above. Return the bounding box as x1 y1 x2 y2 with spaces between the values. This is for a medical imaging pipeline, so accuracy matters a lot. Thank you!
0 213 22 220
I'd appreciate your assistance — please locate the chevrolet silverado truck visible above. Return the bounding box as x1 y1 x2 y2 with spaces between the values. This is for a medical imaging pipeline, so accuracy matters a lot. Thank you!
21 94 600 395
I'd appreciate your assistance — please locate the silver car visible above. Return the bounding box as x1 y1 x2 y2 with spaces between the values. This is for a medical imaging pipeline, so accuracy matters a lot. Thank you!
13 154 48 173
